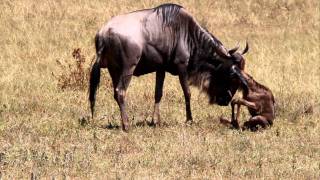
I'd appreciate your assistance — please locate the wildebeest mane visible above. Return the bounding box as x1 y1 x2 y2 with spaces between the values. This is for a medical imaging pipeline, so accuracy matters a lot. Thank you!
153 3 224 57
187 29 226 92
188 66 211 93
188 58 223 94
153 3 183 26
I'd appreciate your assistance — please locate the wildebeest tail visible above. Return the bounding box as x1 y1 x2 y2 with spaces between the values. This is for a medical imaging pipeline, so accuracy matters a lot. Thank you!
89 34 104 117
89 61 100 118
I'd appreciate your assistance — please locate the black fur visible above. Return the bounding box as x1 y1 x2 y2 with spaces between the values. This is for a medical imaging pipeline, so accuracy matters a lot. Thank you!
89 61 101 117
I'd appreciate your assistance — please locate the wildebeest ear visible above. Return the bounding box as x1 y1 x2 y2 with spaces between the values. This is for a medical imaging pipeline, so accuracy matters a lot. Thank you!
228 43 239 55
242 41 249 55
230 65 248 87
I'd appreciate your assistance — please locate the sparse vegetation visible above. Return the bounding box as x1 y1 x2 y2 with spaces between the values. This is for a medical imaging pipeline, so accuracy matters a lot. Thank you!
0 0 319 179
56 48 91 90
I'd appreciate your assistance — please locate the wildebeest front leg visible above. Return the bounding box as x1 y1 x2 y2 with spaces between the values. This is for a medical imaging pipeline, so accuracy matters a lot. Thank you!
151 70 165 126
178 71 193 123
231 101 240 129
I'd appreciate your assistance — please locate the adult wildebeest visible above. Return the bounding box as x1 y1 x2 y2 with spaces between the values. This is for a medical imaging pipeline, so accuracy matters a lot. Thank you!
89 4 248 131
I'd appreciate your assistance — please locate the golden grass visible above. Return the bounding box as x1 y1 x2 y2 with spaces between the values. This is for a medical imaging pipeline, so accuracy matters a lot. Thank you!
0 0 319 179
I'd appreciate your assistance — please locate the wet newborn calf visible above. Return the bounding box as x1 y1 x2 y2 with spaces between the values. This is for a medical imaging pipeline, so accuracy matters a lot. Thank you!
225 72 275 131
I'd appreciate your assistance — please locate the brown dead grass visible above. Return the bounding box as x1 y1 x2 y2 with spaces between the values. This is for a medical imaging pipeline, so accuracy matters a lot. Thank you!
55 48 91 91
0 0 319 179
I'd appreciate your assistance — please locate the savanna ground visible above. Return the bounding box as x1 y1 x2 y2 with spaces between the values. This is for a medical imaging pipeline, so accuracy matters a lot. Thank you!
0 0 319 179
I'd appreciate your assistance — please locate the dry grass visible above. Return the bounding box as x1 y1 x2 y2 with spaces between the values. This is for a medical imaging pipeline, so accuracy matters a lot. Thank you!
0 0 319 179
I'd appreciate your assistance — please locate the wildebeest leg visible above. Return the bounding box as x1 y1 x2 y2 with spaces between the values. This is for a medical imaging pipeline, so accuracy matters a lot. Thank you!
232 98 258 110
109 67 133 132
231 102 240 129
231 98 259 129
151 70 165 126
107 35 141 131
243 115 270 131
178 72 193 123
115 74 133 132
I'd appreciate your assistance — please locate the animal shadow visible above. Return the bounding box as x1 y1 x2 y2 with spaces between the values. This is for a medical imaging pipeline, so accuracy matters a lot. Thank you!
102 122 120 130
135 120 169 128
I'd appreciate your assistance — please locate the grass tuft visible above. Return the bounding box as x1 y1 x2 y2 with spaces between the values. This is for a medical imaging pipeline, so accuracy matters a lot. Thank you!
55 48 92 91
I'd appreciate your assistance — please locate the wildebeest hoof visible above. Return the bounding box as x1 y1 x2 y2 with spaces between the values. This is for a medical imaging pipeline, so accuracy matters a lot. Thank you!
231 121 240 130
122 124 129 132
185 120 193 126
148 120 160 127
220 117 231 125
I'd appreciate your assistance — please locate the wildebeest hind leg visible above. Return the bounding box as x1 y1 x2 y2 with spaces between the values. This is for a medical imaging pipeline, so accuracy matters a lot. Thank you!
151 70 165 126
109 67 133 132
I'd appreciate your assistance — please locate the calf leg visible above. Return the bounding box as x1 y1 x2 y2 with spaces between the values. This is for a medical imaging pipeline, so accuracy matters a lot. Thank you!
151 70 165 126
232 98 258 110
243 115 270 131
231 98 259 129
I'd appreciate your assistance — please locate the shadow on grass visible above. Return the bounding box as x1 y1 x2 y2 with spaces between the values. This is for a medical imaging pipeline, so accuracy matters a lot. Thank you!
97 121 170 130
79 115 211 131
102 122 120 130
135 120 169 128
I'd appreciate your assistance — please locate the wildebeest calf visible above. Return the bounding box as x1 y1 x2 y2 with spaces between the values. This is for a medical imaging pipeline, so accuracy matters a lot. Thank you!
221 72 275 131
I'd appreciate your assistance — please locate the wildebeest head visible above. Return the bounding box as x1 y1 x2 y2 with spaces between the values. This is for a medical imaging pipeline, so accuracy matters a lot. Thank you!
206 43 249 106
207 64 247 106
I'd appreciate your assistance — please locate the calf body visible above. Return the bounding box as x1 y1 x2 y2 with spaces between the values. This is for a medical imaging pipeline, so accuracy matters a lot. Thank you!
228 73 275 131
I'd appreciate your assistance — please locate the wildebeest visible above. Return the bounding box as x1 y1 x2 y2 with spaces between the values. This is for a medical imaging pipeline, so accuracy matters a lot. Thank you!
221 72 275 131
89 3 248 131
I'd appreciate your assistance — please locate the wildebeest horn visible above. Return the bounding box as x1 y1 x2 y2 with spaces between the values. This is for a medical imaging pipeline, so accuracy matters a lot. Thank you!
228 43 240 55
216 45 231 58
231 65 248 88
242 41 249 55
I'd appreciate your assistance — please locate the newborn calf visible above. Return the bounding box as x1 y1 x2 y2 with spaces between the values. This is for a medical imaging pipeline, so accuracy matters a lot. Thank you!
223 72 275 131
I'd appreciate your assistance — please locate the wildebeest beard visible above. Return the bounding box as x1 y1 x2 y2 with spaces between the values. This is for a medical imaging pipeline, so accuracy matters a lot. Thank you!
188 60 242 106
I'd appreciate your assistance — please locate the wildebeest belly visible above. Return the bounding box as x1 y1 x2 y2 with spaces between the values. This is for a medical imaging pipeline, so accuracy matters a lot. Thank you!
133 56 158 76
133 44 179 76
133 55 180 76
